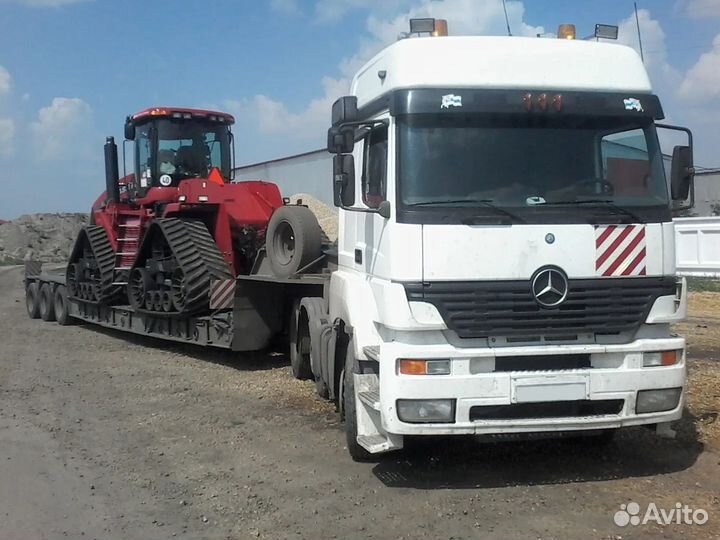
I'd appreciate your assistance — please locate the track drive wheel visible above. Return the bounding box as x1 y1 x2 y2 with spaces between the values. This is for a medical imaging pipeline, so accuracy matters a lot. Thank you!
128 267 153 310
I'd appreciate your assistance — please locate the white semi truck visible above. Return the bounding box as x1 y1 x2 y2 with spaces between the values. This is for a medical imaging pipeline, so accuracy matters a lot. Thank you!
313 20 695 460
26 20 697 462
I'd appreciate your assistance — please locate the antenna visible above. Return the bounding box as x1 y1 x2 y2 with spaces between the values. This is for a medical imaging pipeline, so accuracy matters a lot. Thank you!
634 2 645 63
502 0 513 36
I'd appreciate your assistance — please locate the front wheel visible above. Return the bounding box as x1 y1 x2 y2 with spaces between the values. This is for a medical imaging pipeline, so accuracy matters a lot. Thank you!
342 338 376 462
54 285 75 326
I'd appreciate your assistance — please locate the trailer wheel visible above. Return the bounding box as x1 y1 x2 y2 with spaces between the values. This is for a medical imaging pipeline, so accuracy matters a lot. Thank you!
342 338 376 462
266 206 322 278
54 285 74 326
289 301 313 380
26 282 41 319
39 283 56 322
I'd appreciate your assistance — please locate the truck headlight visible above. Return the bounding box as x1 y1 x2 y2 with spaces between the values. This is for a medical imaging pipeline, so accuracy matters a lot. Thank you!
643 350 680 367
397 399 456 423
636 388 682 414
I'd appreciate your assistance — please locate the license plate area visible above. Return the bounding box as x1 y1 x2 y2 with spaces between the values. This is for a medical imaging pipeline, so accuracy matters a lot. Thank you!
511 375 589 403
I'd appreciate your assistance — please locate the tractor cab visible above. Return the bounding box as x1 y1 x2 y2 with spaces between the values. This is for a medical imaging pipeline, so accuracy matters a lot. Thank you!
123 107 235 199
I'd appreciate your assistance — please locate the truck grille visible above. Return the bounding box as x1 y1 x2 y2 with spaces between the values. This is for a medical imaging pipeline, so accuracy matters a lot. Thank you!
404 277 675 339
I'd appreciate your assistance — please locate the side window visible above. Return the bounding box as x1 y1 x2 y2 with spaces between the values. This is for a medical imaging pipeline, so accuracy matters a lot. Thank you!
600 128 651 196
136 124 152 189
362 126 388 208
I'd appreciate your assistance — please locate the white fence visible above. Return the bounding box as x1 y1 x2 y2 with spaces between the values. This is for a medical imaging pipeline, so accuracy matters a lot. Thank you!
674 217 720 278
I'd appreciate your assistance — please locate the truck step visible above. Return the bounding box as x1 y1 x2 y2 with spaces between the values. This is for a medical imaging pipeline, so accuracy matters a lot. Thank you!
357 434 402 454
357 390 380 411
111 282 128 286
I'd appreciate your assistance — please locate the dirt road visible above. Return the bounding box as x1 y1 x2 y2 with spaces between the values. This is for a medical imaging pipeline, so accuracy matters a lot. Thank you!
1 265 718 540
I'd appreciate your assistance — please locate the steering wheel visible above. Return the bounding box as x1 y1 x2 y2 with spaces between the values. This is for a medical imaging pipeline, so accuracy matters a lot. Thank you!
574 177 615 196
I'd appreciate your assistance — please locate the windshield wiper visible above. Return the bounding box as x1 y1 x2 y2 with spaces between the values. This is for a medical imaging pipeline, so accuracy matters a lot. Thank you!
538 199 643 223
407 199 525 223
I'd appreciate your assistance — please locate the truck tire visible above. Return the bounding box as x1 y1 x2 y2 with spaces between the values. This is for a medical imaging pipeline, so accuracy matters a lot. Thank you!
40 283 56 322
289 301 313 380
54 285 74 326
26 282 41 319
342 338 376 462
266 206 322 278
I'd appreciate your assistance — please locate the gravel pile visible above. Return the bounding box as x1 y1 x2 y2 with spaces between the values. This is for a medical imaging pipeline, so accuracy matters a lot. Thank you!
0 213 87 264
288 193 338 242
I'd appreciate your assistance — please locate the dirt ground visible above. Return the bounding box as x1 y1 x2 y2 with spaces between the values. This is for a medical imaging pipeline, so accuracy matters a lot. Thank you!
1 265 719 540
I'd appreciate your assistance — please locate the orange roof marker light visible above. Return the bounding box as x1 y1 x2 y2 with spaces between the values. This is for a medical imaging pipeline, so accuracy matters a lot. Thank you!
557 24 577 40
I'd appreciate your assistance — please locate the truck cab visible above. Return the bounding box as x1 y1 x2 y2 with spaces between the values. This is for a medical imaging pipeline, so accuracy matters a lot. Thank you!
322 23 695 459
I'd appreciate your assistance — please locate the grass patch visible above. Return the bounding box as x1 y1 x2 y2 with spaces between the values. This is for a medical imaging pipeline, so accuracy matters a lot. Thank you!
687 277 720 293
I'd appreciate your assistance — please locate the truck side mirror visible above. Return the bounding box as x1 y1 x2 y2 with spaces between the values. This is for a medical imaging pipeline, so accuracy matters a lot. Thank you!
327 126 354 154
331 96 358 127
670 145 693 201
124 120 135 141
333 154 355 207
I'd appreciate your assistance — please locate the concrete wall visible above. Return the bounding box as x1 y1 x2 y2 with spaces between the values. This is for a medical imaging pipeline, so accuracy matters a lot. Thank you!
233 150 333 206
692 173 720 217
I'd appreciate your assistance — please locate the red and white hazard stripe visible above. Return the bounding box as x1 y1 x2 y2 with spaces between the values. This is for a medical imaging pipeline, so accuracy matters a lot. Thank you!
210 279 235 310
595 225 646 277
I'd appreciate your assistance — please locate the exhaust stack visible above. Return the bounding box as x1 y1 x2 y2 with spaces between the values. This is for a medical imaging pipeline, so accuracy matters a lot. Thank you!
104 136 120 204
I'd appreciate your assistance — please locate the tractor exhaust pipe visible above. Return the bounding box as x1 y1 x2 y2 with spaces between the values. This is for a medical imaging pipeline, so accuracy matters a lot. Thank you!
104 136 120 204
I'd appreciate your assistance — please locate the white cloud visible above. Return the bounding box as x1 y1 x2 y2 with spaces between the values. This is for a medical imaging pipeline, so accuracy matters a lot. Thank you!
684 0 720 18
0 0 89 6
234 0 544 151
340 0 543 77
679 34 720 101
270 0 301 16
31 97 94 160
0 118 15 157
0 66 11 95
226 76 347 139
616 9 681 90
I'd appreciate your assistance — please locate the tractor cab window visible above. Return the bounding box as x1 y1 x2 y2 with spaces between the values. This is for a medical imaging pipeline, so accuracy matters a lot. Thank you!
153 119 231 186
136 124 153 190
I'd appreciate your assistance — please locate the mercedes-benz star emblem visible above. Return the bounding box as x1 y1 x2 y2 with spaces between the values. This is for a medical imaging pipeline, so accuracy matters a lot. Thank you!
531 267 569 308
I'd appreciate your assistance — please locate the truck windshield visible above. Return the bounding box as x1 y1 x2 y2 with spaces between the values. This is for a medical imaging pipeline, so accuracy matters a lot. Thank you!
154 119 231 184
397 114 669 215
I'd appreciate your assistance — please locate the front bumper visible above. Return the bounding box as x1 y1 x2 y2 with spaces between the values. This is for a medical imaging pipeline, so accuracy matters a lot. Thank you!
377 337 686 436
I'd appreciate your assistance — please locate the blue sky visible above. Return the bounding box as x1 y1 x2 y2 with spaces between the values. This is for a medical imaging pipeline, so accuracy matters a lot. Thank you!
0 0 719 217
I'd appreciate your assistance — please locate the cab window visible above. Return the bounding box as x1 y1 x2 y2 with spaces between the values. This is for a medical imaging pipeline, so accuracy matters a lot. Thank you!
362 126 388 208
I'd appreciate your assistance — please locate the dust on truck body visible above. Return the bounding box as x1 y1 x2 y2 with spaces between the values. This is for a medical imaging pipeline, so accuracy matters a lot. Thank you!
308 22 696 460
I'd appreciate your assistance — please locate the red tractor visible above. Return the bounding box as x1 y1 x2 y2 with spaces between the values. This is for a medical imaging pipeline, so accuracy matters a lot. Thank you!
67 107 322 314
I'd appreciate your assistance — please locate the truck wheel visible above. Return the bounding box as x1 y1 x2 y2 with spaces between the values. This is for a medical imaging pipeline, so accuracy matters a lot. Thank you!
40 283 56 322
342 338 376 462
54 285 74 326
266 206 322 278
26 282 41 319
289 302 313 380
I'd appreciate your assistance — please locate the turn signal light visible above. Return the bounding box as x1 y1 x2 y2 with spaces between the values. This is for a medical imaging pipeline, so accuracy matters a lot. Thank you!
643 350 679 367
399 359 451 375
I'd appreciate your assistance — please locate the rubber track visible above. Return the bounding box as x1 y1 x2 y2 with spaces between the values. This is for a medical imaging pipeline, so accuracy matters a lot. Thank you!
69 225 121 303
137 218 232 315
